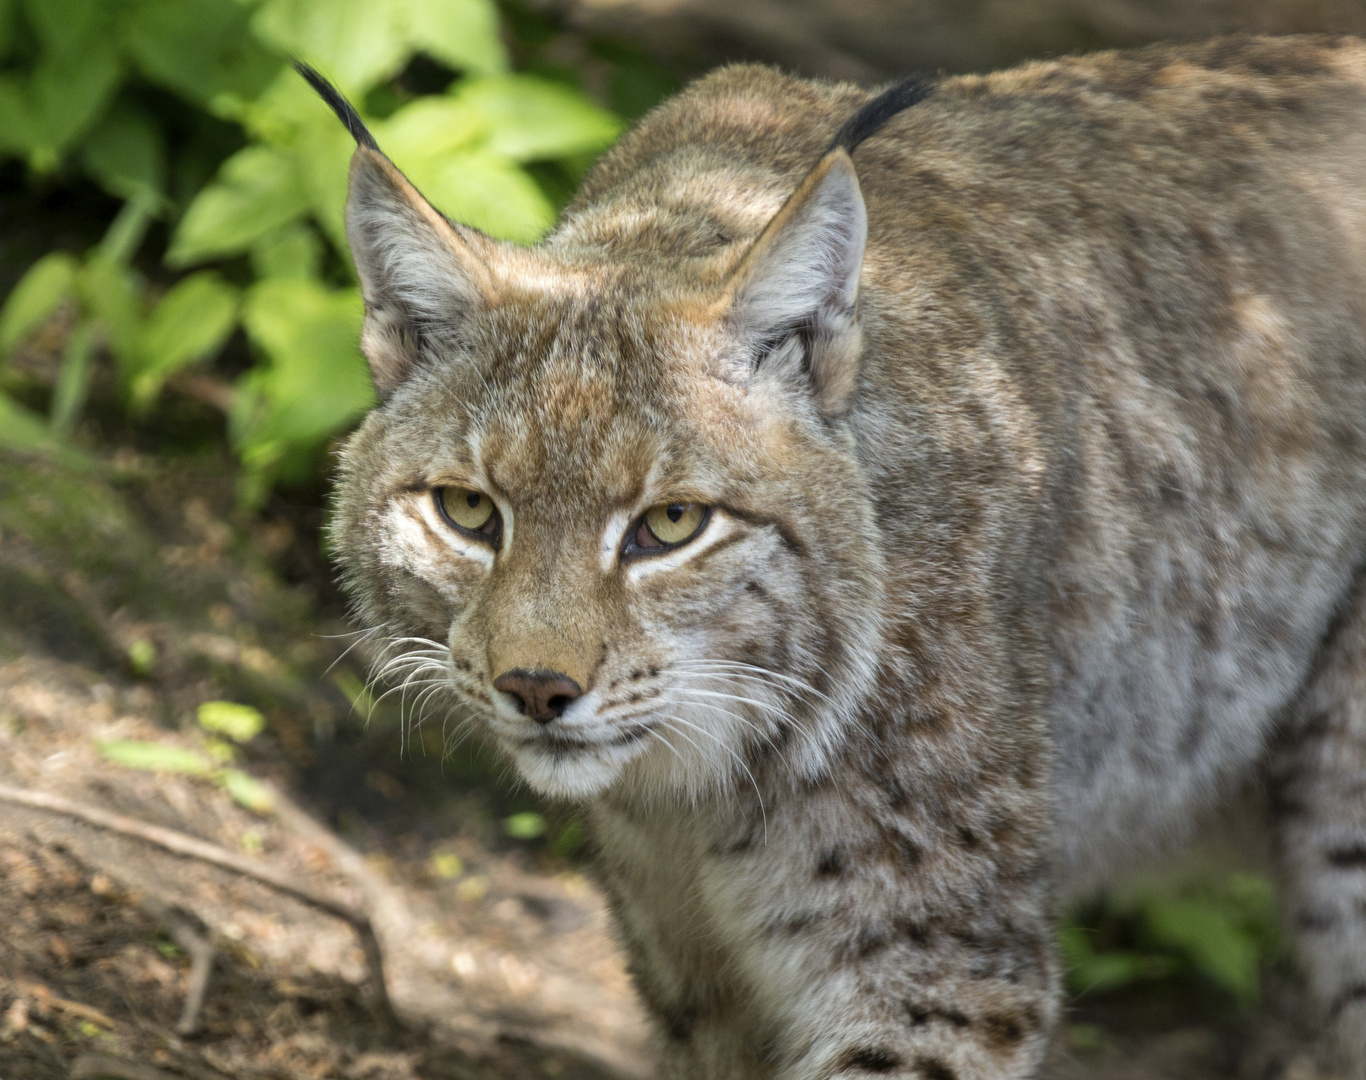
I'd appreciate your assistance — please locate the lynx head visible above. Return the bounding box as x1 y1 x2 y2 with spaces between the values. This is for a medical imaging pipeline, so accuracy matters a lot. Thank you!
318 68 890 803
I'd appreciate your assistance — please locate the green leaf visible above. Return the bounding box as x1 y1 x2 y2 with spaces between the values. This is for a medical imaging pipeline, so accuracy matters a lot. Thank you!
120 0 281 110
82 100 168 207
22 0 108 55
402 0 506 76
293 118 357 254
453 75 620 161
50 320 97 435
0 252 78 354
403 149 554 242
79 259 144 365
0 391 89 464
253 0 409 98
216 768 274 814
0 76 30 156
127 639 157 677
237 278 374 460
94 198 155 268
206 737 237 764
25 40 122 169
0 40 122 167
378 96 484 163
129 272 238 405
503 812 547 840
251 223 323 281
244 64 341 145
197 700 265 744
430 852 463 879
0 0 19 60
169 145 309 265
1142 895 1262 1003
254 0 507 98
97 739 212 775
1059 927 1148 997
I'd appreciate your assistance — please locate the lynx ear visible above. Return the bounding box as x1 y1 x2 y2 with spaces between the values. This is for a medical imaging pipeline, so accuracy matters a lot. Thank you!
346 147 498 397
295 62 497 398
721 149 867 416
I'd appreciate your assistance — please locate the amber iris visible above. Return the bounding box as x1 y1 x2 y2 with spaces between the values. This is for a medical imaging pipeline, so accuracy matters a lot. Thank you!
436 487 499 538
637 502 707 548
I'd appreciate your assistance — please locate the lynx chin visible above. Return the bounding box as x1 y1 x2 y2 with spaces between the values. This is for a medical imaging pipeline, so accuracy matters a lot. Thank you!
310 35 1366 1079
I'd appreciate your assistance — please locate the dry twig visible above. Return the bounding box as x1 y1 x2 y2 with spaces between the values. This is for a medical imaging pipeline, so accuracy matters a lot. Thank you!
13 980 117 1029
144 901 216 1036
0 781 395 1028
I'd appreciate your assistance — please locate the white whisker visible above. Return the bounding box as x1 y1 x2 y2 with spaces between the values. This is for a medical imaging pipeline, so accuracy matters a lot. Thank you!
657 713 767 843
672 659 831 703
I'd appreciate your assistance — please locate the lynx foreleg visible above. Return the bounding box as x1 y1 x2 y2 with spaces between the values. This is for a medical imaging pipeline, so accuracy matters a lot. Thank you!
665 782 1058 1080
1277 581 1366 1077
775 879 1060 1080
774 920 1060 1080
648 885 1060 1080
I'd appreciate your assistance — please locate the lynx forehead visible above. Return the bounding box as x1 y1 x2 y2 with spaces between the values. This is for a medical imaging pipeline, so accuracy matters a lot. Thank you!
320 37 1366 1079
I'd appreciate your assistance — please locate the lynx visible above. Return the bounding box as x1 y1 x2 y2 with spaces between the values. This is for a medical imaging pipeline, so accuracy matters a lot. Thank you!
312 35 1366 1079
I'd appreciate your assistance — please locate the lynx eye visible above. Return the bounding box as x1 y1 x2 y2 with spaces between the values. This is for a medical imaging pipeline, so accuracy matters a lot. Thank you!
634 502 708 551
435 486 500 540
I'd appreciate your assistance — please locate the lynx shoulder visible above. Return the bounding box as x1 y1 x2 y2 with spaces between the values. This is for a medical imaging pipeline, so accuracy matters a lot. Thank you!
316 36 1366 1078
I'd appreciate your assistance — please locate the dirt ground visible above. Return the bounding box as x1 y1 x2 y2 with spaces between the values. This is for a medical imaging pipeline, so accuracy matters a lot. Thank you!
0 387 1324 1080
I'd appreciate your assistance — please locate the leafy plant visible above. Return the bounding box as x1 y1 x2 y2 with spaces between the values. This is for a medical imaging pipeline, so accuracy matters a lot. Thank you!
0 0 623 501
95 700 275 814
1060 872 1282 1009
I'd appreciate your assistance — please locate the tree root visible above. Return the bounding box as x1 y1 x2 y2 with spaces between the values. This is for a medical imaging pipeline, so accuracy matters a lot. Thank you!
0 781 396 1030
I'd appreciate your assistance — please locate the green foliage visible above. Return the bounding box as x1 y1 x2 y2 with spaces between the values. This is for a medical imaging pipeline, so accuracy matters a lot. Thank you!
127 271 239 408
0 0 628 502
503 811 548 840
253 0 507 95
0 252 78 352
125 638 157 677
1060 872 1282 1009
97 738 212 775
0 392 79 460
217 767 275 814
430 851 464 879
169 145 313 266
98 730 277 815
234 277 373 501
197 700 267 743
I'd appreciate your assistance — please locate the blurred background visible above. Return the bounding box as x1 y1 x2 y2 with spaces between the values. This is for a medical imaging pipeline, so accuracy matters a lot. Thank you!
1 2 1361 1078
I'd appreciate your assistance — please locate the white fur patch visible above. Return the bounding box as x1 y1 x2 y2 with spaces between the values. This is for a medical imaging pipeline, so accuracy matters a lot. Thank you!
376 494 494 592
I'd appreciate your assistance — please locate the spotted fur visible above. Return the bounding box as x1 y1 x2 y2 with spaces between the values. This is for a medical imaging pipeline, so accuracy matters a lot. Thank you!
325 36 1366 1077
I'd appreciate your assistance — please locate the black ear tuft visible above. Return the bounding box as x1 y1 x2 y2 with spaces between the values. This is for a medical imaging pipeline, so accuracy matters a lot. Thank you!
829 76 934 155
293 60 379 151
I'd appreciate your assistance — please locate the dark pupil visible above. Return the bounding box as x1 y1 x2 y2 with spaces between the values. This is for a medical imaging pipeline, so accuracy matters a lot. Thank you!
465 492 481 509
666 504 684 523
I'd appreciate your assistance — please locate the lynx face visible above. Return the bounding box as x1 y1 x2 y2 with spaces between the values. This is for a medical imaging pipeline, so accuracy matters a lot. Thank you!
331 150 887 801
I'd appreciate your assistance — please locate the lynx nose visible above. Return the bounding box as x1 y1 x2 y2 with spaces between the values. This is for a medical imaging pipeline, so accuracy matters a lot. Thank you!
493 669 584 724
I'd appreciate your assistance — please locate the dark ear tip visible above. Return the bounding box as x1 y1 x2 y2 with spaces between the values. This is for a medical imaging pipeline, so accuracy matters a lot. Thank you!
292 59 380 151
828 75 934 155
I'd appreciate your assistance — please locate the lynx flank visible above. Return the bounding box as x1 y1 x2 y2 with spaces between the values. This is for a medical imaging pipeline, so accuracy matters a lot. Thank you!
316 36 1366 1079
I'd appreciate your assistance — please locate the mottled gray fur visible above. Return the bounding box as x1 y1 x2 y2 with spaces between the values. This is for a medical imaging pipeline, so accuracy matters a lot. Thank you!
325 35 1366 1078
